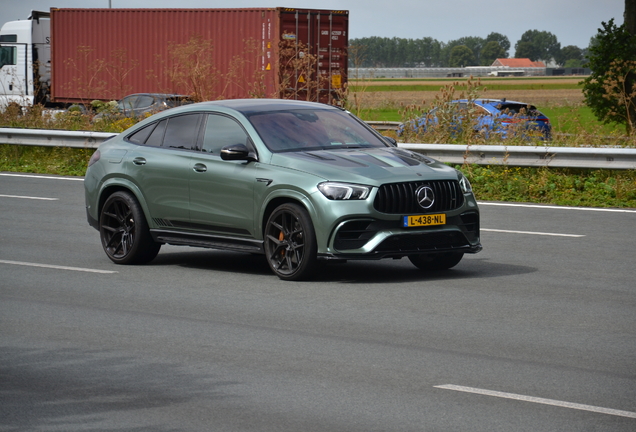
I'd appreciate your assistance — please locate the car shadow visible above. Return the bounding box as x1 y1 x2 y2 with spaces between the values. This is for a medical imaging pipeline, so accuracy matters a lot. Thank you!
150 249 536 284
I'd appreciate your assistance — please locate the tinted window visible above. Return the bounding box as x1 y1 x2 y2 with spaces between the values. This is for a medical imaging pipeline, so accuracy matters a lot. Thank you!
202 114 249 154
145 119 167 147
118 96 137 112
0 46 16 68
127 122 158 145
0 35 17 42
136 95 155 109
163 114 202 150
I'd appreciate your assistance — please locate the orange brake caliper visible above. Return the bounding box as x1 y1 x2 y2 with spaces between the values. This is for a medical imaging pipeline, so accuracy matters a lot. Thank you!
279 231 285 256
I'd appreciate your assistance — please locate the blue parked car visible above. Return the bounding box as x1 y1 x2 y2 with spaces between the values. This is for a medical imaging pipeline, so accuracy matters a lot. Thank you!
400 98 552 140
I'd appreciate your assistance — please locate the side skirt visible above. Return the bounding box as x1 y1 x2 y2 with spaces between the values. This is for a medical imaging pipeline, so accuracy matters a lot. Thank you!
150 229 264 254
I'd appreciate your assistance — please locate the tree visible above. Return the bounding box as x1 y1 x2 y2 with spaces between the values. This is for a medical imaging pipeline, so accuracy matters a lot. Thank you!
564 59 584 68
449 45 476 67
480 41 507 66
514 30 561 63
485 32 510 56
442 36 484 66
626 0 636 36
558 45 583 67
514 41 538 61
582 19 636 135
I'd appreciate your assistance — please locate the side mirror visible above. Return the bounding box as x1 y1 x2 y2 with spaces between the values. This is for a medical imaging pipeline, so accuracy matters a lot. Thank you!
383 136 398 147
220 143 258 162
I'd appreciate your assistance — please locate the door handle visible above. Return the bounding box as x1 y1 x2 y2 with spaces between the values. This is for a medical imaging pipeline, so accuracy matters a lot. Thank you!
193 163 207 173
133 157 146 166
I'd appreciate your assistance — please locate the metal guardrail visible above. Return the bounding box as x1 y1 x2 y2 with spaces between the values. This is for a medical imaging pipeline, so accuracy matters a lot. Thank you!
0 128 113 149
401 144 636 170
1 127 635 170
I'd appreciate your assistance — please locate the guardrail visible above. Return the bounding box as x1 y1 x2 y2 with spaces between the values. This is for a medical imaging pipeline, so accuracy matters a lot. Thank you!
0 128 113 149
1 127 635 170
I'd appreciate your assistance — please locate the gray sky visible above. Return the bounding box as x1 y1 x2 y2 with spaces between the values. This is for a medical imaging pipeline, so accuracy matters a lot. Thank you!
1 0 626 49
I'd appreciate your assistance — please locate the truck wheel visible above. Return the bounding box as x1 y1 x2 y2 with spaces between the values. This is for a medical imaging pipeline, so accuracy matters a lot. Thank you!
99 191 160 264
264 203 317 281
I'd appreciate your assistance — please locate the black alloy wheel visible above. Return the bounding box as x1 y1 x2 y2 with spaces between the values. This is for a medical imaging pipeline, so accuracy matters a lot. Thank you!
408 252 464 271
99 191 161 264
264 203 317 281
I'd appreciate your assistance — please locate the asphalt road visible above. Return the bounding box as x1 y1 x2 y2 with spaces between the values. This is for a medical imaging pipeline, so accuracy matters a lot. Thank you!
1 172 635 432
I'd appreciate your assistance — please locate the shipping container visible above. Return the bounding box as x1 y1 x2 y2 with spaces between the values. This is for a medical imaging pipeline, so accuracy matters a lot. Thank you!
49 7 348 105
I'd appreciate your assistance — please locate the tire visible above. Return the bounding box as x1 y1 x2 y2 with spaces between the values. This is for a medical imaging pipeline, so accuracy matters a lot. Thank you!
264 203 318 281
408 252 464 271
99 191 161 265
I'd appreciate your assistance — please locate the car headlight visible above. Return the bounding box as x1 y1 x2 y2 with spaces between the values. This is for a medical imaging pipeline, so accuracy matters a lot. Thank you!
457 171 472 193
318 182 371 200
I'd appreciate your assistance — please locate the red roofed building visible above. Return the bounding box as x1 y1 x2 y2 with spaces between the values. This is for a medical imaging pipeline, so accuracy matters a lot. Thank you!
491 58 546 68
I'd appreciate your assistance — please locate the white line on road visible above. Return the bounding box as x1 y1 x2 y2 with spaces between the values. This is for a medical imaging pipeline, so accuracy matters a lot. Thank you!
479 201 636 213
0 173 84 181
0 259 117 274
435 384 636 419
481 228 585 238
0 194 58 201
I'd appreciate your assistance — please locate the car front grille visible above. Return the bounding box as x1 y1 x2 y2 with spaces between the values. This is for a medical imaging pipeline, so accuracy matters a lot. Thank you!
373 180 464 214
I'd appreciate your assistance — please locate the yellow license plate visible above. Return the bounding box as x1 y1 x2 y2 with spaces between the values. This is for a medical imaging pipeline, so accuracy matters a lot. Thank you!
403 214 446 227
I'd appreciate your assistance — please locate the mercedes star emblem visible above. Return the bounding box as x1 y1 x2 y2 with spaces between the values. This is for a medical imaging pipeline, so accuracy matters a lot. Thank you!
415 185 435 209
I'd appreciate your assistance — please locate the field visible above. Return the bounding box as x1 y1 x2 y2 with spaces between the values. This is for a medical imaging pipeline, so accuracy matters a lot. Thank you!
349 77 585 110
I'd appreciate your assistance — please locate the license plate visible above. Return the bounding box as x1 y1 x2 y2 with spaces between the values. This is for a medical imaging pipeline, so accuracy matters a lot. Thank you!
403 214 446 227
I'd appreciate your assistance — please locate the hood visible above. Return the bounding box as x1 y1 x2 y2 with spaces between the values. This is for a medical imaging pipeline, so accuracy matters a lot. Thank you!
269 146 458 185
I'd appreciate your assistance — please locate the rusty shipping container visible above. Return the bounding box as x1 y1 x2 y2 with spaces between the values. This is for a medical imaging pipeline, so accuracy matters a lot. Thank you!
50 7 348 104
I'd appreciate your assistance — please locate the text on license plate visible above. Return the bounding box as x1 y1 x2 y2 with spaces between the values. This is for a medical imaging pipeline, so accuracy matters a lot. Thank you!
403 214 446 227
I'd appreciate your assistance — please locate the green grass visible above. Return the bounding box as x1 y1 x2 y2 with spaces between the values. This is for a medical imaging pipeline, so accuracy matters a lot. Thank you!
539 105 621 136
0 145 93 177
459 165 636 208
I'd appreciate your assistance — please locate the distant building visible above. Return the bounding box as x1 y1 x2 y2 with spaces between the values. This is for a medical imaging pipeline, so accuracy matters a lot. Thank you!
491 58 546 68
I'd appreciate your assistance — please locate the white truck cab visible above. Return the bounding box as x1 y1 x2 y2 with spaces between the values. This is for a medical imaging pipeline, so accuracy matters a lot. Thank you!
0 11 50 108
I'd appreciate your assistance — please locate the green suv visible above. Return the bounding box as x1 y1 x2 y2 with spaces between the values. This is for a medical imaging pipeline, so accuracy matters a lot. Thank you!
84 99 482 280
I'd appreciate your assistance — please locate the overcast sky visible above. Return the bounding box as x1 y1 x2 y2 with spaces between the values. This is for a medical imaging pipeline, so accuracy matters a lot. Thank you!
1 0 626 49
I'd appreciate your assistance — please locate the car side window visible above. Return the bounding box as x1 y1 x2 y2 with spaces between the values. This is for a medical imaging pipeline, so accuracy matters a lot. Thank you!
118 96 137 112
136 95 155 109
162 114 203 150
127 122 158 145
145 120 167 147
202 114 249 154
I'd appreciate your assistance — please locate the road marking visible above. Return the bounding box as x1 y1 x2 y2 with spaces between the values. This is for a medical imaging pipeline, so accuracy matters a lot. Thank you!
479 202 636 214
481 228 585 238
0 194 58 201
434 384 636 419
0 173 84 181
0 259 117 274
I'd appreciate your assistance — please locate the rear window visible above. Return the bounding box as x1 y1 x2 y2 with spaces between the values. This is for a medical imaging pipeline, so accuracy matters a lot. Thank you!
497 103 540 116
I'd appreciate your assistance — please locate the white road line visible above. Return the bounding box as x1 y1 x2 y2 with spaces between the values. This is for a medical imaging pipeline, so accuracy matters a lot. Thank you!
0 194 58 201
481 228 585 238
479 201 636 213
0 173 84 181
0 259 117 274
435 384 636 419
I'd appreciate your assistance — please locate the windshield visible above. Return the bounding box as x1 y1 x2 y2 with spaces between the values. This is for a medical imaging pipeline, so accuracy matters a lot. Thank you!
247 109 389 152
